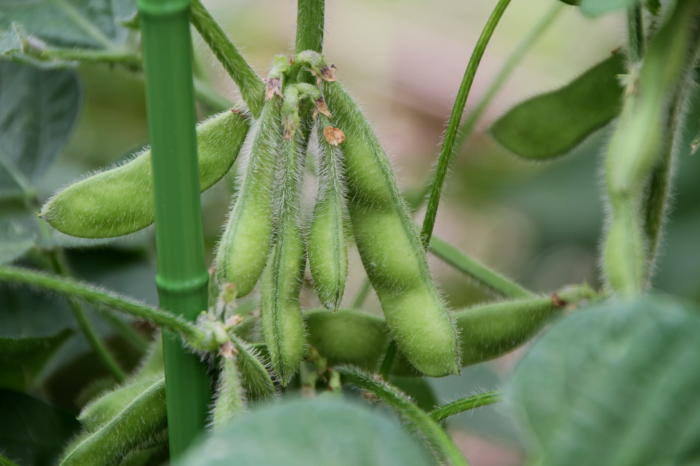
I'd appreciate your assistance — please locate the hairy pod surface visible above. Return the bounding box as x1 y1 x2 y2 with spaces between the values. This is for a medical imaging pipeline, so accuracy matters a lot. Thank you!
309 115 349 309
41 109 250 238
305 297 566 373
61 377 166 466
261 127 306 385
211 352 246 430
322 82 459 377
214 99 283 298
230 335 276 400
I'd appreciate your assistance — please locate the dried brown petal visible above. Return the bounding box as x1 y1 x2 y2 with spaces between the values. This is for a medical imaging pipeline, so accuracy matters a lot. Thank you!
323 126 345 146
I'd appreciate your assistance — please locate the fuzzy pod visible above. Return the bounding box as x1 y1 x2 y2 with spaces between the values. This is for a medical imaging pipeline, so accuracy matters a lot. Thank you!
230 335 276 400
214 98 283 298
79 335 163 432
41 109 249 238
308 115 349 309
211 352 246 430
322 82 459 377
60 377 166 466
261 126 307 385
305 292 581 372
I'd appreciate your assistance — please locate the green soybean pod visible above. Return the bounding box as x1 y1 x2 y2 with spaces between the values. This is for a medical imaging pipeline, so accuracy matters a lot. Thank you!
60 377 166 466
214 98 283 297
230 334 276 400
41 109 250 238
79 335 163 431
322 81 459 377
211 349 246 430
261 123 306 385
309 115 349 309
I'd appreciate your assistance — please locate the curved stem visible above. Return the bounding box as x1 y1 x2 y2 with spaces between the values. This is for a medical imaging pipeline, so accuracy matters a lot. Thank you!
337 366 469 466
420 0 512 247
429 236 533 298
430 391 502 422
626 4 645 64
48 251 126 382
0 265 211 350
190 0 265 117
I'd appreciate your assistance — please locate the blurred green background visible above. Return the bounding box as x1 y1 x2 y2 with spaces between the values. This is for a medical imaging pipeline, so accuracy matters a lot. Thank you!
8 0 700 464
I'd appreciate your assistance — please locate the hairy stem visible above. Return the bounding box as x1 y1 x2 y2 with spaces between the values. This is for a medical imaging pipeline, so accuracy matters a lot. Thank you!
190 0 265 117
296 0 325 53
0 265 211 350
430 392 502 422
626 4 645 64
48 251 127 382
337 366 468 466
420 0 513 247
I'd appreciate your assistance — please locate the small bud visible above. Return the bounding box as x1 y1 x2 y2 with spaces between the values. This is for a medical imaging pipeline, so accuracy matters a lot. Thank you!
265 77 283 100
323 126 345 146
314 98 332 118
220 341 237 358
319 64 337 82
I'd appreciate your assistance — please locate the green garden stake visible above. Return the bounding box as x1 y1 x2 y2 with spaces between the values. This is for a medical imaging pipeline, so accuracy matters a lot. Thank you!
138 0 211 458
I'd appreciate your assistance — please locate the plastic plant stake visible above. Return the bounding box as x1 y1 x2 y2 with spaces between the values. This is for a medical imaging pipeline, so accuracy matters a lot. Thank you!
138 0 211 457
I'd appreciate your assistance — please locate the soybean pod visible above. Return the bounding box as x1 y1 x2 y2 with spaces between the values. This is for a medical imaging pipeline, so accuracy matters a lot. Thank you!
60 377 166 466
211 346 246 430
309 114 349 309
321 79 459 377
214 97 283 298
305 284 593 373
42 109 249 238
261 88 306 384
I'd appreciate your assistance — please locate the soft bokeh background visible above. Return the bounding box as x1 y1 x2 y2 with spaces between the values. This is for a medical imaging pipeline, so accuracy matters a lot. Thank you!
38 1 700 464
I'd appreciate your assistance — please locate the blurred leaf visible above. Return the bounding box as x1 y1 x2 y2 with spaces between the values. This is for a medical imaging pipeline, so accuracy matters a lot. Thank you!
508 295 700 465
0 389 80 466
0 0 135 49
176 397 433 466
491 53 625 160
0 282 74 339
0 454 19 466
580 0 640 16
0 329 72 390
0 61 80 194
0 221 34 264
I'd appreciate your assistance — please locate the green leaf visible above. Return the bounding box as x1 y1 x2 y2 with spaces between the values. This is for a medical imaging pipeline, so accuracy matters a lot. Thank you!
0 221 34 264
176 397 433 466
0 0 135 50
580 0 639 16
0 329 72 390
0 61 80 195
508 295 700 465
0 389 80 466
491 53 625 160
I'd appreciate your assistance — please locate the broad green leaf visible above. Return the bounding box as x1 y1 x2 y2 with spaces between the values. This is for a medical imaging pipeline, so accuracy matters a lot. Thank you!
0 61 80 194
177 397 433 466
0 329 72 390
0 0 135 50
491 53 625 160
508 295 700 465
0 389 80 466
0 221 34 264
580 0 639 16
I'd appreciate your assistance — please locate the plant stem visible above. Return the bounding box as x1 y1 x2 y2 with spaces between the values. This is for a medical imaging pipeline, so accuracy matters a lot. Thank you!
454 2 562 150
295 0 324 53
430 391 502 422
35 48 141 68
95 308 149 351
420 0 512 247
193 77 232 113
0 265 211 350
429 236 533 298
626 4 645 63
47 251 127 382
190 0 265 117
351 280 372 308
337 366 469 466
